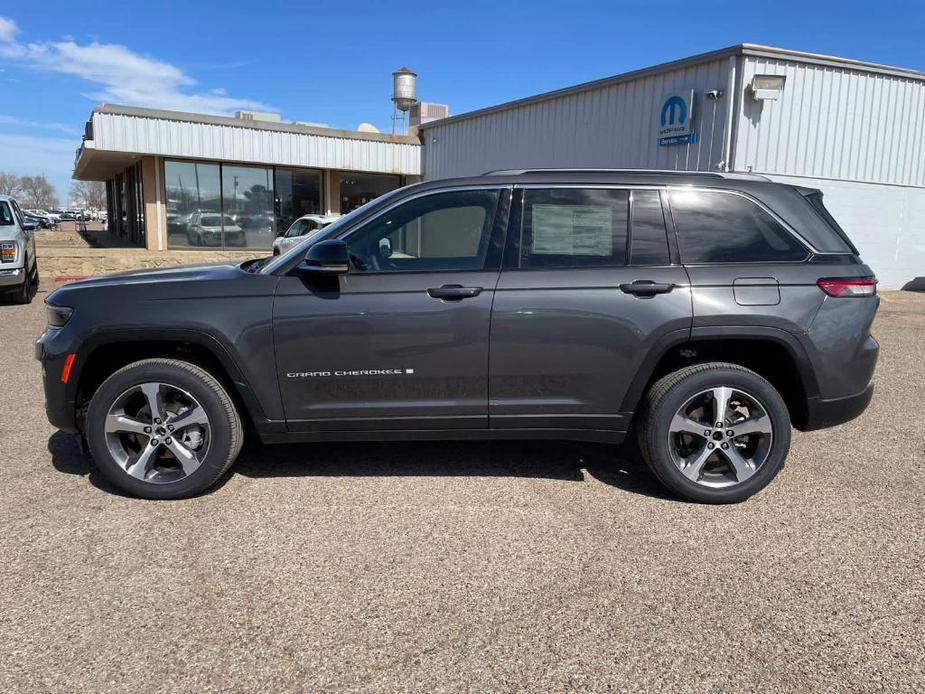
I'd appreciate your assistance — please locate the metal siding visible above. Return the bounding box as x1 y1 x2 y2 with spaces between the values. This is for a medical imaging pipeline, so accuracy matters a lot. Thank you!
91 112 421 175
423 58 732 179
736 56 925 186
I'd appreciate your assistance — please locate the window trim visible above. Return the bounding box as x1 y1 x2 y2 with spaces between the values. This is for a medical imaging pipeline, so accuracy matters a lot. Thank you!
666 186 816 264
335 184 513 276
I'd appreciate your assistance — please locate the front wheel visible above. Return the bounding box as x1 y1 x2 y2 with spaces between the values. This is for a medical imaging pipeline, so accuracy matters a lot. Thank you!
86 358 243 499
11 259 33 304
638 362 791 504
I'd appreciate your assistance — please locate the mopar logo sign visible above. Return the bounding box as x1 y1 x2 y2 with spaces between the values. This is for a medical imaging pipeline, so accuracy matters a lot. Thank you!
658 90 695 145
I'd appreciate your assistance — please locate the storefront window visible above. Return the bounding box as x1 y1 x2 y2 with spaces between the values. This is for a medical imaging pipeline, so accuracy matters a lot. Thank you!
222 165 275 250
275 168 322 232
339 172 401 214
165 161 220 248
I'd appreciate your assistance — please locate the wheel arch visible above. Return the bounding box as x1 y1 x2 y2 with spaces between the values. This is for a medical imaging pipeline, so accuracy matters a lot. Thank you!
621 327 820 431
72 329 268 434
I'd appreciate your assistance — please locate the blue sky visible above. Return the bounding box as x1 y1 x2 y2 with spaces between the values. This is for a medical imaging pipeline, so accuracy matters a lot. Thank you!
1 0 923 202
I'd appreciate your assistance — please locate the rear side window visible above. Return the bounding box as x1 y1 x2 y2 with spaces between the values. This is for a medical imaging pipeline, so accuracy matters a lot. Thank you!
630 190 670 265
669 190 808 264
520 188 628 268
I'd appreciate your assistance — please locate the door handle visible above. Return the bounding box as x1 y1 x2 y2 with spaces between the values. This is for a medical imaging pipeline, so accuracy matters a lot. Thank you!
619 280 675 296
426 284 483 301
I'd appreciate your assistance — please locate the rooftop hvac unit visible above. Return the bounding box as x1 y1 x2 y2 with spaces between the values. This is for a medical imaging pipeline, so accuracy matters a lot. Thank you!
234 111 282 122
410 102 449 126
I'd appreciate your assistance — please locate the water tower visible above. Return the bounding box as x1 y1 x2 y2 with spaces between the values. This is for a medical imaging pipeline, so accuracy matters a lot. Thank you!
391 66 417 134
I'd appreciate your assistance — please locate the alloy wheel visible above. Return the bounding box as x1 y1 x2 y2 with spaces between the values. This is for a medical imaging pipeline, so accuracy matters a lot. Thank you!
667 386 773 488
103 382 212 484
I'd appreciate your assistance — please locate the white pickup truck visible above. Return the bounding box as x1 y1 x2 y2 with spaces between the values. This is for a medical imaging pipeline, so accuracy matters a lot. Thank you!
0 195 39 304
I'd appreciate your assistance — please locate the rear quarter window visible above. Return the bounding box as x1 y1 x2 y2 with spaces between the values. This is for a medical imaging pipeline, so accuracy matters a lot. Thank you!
669 190 808 264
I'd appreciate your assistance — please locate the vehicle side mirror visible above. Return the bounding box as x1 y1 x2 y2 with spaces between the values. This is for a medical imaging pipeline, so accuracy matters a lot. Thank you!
378 237 393 258
298 239 348 275
23 221 38 231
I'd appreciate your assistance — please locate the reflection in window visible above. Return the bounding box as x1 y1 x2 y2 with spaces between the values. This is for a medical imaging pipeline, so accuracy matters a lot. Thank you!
339 172 401 214
669 190 808 263
222 165 275 250
275 168 322 232
165 161 220 249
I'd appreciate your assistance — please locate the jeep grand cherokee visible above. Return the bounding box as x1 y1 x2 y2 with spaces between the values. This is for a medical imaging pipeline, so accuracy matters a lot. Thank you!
36 170 879 503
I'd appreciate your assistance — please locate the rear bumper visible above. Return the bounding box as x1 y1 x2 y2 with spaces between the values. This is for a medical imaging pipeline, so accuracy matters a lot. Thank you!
802 383 874 431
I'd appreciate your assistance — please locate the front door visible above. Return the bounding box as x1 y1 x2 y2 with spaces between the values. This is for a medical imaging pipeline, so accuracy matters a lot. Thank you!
274 187 510 431
489 186 692 432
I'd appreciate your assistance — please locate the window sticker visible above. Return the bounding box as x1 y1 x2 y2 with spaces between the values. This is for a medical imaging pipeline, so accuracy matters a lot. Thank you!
531 204 613 256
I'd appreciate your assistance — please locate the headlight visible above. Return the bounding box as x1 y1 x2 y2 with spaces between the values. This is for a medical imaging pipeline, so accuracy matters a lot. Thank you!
46 304 74 328
0 241 16 263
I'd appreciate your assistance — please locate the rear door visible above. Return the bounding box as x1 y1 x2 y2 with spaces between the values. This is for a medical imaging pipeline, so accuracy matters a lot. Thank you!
489 185 692 433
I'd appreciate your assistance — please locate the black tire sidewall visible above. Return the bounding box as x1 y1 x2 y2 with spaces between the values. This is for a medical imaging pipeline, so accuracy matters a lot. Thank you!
86 362 238 499
644 367 791 504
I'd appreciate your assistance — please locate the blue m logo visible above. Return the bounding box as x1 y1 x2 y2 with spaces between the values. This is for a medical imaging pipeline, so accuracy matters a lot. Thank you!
660 96 687 127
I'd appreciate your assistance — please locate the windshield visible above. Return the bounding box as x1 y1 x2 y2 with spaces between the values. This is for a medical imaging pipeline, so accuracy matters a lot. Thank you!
0 202 13 226
258 188 407 274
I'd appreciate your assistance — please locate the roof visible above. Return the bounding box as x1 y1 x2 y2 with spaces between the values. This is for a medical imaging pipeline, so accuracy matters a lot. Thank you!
420 43 925 129
91 104 420 145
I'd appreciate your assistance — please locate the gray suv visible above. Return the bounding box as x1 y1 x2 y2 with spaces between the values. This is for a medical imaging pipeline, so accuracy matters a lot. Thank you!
36 170 879 503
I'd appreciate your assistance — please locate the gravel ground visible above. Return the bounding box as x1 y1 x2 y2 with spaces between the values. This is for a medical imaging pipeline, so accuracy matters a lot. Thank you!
1 286 923 693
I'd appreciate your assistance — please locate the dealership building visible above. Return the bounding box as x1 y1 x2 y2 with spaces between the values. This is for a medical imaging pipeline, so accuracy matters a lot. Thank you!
419 44 925 288
73 44 923 287
73 105 421 252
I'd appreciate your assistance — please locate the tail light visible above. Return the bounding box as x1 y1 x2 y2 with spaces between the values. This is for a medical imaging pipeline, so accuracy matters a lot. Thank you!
817 277 878 297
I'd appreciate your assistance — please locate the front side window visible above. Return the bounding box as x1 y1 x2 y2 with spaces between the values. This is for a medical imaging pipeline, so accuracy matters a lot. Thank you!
346 189 499 273
519 188 628 268
669 190 808 263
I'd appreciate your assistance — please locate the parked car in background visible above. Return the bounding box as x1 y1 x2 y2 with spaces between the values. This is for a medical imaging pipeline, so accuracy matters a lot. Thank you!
272 214 340 255
59 211 75 221
186 211 245 247
27 210 58 228
1 195 39 304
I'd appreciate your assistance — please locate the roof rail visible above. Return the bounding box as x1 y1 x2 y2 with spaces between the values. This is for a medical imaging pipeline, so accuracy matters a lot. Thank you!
481 168 771 181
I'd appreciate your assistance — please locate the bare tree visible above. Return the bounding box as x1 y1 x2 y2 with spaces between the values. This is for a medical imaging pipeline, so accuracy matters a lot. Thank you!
0 171 23 197
70 180 106 210
19 175 58 209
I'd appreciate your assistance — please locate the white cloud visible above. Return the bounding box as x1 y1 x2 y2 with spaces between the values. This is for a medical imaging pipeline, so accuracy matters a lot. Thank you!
0 16 17 43
0 15 272 115
0 115 78 134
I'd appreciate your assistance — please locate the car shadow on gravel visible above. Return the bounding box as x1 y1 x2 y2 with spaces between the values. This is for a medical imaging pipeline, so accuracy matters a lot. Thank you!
48 431 671 501
232 438 671 500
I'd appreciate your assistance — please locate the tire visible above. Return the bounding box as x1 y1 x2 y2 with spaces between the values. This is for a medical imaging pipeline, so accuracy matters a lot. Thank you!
638 362 791 504
86 358 243 499
11 258 32 304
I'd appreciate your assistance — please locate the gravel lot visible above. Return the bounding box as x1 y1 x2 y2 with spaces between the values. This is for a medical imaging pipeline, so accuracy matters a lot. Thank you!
1 286 923 693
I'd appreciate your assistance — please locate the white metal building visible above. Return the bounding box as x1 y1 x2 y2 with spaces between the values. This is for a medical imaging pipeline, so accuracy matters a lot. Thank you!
74 105 421 252
420 44 925 288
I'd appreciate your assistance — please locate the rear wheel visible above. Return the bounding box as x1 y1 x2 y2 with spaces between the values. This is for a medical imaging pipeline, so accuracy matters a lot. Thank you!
86 358 243 499
638 362 791 503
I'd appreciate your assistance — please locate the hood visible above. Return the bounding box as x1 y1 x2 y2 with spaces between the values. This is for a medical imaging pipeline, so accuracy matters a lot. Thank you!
48 260 252 297
0 225 21 242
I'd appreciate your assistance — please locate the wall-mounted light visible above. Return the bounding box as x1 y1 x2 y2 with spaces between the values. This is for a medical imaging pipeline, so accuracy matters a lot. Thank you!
750 74 786 101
